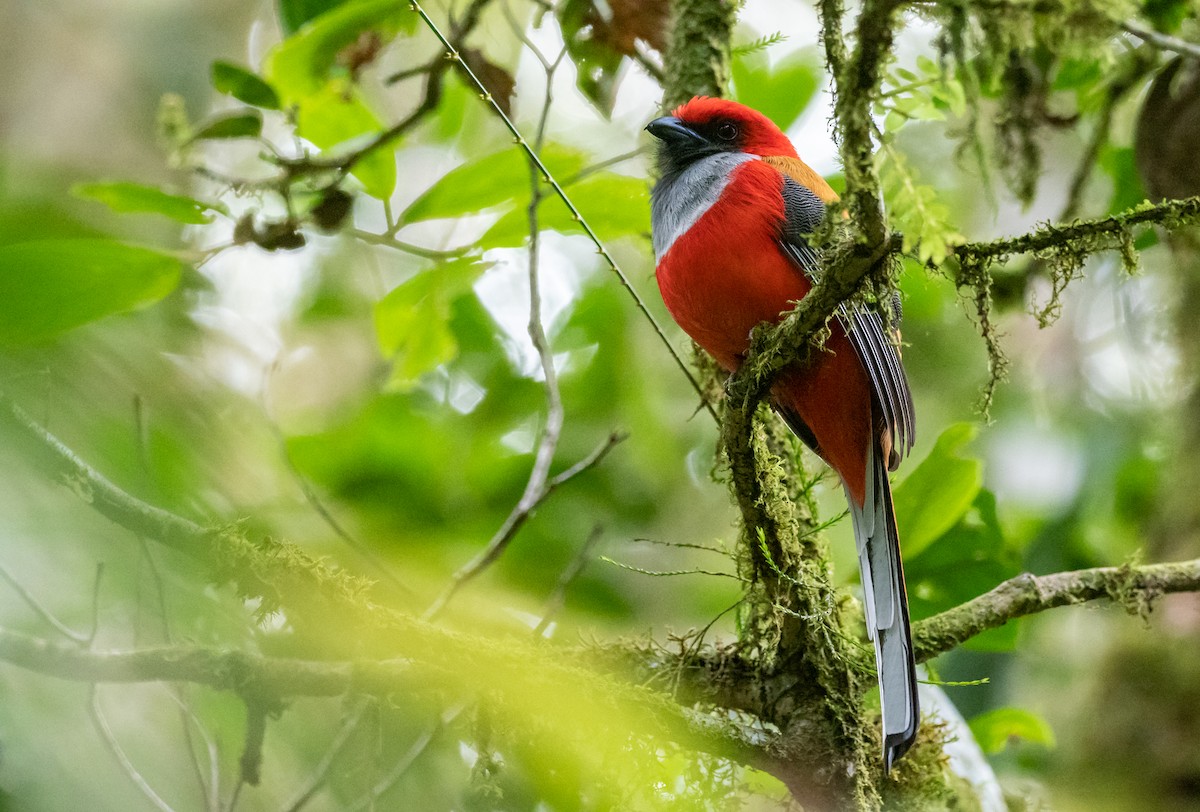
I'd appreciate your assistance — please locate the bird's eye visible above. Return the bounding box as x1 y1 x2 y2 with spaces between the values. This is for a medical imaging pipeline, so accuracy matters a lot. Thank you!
716 122 739 141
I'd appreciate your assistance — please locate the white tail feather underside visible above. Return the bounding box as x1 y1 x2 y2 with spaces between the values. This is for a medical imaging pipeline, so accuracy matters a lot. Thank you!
847 443 920 770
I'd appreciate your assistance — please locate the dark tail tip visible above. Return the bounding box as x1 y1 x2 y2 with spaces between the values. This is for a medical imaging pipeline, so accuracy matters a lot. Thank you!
883 727 918 773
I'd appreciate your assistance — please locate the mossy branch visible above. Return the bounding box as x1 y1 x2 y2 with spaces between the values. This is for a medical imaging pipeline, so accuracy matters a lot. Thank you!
0 394 824 791
952 195 1200 271
0 625 799 785
0 395 211 551
833 0 903 244
913 559 1200 661
727 233 904 408
662 0 736 108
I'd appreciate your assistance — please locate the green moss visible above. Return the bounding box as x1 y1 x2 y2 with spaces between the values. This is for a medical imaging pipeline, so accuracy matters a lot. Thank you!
662 0 737 107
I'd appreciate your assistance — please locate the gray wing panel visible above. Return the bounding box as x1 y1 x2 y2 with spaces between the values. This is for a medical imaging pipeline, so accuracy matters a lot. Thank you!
777 177 915 464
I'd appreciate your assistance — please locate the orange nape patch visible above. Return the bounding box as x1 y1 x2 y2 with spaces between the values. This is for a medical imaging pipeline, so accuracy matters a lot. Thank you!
762 155 840 204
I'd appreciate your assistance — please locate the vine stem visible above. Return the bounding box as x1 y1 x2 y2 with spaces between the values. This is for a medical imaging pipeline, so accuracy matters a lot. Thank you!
408 1 719 424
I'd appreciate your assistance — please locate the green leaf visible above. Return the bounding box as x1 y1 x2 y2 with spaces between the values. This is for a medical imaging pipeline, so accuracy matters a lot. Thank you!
894 423 983 558
904 490 1020 651
968 707 1056 754
278 0 350 35
210 61 281 109
1100 146 1148 217
878 146 963 264
480 172 648 249
296 84 395 199
374 258 488 387
0 201 101 248
0 239 183 346
72 182 220 225
191 111 263 141
266 0 417 103
401 144 588 224
264 0 416 200
731 48 822 131
556 0 626 116
1142 0 1193 33
1052 58 1103 92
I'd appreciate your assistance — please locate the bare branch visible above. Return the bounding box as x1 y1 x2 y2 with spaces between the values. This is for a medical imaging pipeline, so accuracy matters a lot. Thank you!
348 228 470 260
534 525 605 637
270 0 498 182
419 44 628 617
90 685 177 812
0 395 211 552
1122 20 1200 60
0 561 91 644
913 559 1200 661
346 704 463 811
261 361 414 599
281 699 371 812
424 427 626 618
564 147 647 185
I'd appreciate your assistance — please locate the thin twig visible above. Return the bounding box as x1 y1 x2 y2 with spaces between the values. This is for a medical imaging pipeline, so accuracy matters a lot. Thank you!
349 229 469 260
633 42 665 83
422 38 625 618
1122 20 1200 60
281 698 372 812
164 690 222 812
261 360 414 598
1060 47 1154 222
599 557 747 581
409 0 720 423
136 536 216 811
423 431 626 618
346 705 465 811
534 524 605 637
90 685 177 812
564 147 647 185
0 562 90 644
225 779 244 812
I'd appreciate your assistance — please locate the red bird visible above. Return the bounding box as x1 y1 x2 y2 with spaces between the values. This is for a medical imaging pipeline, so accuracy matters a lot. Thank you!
647 97 919 769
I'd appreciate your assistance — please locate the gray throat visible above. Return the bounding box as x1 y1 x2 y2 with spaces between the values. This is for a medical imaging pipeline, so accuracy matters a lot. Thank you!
650 152 756 262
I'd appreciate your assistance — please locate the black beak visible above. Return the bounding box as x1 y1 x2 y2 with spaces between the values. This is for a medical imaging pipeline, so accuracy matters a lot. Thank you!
645 116 707 147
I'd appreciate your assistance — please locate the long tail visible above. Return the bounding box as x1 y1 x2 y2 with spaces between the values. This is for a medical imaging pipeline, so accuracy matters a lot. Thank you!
847 442 920 771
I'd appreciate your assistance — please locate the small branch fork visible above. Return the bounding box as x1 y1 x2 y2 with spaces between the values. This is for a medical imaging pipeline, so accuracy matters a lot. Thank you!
423 431 626 618
423 31 623 618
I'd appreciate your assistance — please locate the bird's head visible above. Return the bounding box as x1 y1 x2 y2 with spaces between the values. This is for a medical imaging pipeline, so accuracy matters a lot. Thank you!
646 97 797 174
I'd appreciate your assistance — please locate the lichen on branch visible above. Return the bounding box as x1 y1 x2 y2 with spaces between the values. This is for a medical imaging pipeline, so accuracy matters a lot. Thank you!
914 559 1200 660
662 0 736 108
